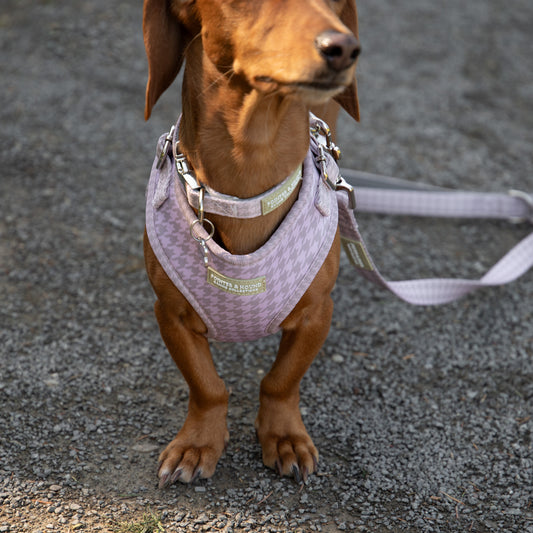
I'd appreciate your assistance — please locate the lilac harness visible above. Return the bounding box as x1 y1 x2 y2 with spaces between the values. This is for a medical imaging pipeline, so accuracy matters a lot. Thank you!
145 122 341 342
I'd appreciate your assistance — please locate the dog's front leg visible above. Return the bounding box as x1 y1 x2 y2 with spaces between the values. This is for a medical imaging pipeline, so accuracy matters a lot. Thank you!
255 235 340 482
155 297 230 486
145 235 229 486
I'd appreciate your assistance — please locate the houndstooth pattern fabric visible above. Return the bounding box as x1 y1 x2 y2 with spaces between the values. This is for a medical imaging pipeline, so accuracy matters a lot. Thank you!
146 134 339 342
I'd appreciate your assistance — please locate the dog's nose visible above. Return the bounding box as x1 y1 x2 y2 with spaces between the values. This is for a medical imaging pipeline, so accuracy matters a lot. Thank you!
315 31 360 71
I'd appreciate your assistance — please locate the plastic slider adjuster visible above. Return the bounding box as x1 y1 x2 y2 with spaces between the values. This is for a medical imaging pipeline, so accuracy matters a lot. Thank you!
156 125 176 170
508 189 533 224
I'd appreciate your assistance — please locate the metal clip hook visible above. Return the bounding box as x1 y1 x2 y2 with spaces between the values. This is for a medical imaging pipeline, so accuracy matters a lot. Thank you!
311 119 342 161
190 217 215 268
156 125 176 170
323 127 342 161
335 176 357 210
317 144 337 190
197 187 205 225
190 189 215 268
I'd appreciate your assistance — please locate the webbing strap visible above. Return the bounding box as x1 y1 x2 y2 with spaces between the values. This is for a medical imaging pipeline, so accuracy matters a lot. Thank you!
336 170 533 305
342 168 533 223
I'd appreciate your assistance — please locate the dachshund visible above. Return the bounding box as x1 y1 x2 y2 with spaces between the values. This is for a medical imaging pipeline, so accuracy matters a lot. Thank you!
143 0 360 486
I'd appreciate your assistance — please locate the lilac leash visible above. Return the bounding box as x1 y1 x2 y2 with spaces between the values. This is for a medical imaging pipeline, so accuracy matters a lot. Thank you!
337 168 533 305
342 168 533 222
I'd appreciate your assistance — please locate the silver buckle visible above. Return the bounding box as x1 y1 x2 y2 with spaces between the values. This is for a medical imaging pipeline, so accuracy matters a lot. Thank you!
508 189 533 224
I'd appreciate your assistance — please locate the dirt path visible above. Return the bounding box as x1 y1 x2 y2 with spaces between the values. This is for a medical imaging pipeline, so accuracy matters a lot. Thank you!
1 1 532 531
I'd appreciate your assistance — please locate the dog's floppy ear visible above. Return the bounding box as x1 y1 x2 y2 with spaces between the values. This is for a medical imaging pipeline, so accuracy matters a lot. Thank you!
143 0 190 120
334 0 360 122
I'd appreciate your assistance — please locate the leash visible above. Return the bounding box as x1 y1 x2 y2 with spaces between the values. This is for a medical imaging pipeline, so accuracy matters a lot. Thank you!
341 168 533 223
336 167 533 305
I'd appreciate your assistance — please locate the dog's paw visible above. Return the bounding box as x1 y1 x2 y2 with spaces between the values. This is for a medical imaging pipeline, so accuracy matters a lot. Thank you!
260 433 319 483
255 403 319 483
158 411 229 487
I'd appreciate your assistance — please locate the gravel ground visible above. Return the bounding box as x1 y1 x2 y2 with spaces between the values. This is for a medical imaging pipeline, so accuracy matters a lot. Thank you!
1 1 532 532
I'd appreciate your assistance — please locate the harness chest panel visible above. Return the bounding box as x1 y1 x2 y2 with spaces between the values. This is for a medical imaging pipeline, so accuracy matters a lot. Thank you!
146 137 338 342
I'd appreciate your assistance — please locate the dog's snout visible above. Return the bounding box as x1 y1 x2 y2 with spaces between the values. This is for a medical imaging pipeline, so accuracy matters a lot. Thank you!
315 31 360 72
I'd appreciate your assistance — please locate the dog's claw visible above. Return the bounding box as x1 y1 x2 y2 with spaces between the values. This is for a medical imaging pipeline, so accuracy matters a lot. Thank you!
170 467 183 484
292 464 302 484
191 467 202 484
158 472 171 489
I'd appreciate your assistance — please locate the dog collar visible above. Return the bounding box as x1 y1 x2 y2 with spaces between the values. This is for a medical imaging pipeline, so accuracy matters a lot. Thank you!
155 119 303 219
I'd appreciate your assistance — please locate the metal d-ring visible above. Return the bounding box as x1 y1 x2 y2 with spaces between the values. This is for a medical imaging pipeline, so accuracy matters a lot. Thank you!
190 217 215 243
190 187 215 241
190 215 215 268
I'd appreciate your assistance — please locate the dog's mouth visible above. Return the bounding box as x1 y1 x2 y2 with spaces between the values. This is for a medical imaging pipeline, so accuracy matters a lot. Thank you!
253 76 347 99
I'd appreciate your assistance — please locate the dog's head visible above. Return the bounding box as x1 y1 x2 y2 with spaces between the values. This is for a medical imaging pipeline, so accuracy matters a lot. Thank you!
143 0 360 121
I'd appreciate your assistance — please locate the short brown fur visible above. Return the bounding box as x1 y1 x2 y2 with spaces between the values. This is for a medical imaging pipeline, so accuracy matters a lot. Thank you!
143 0 360 485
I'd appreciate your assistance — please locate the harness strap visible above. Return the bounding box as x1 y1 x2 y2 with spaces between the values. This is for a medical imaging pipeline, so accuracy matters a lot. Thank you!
336 172 533 305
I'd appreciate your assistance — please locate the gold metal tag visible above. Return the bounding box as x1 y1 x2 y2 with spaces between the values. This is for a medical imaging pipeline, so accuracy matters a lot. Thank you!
341 237 374 271
207 267 266 295
261 166 302 215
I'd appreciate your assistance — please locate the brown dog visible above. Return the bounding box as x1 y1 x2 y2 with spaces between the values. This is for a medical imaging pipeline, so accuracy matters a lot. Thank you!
143 0 360 486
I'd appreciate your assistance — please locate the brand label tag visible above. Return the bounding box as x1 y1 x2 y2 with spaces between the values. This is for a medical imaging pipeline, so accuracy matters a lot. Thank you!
261 166 302 215
207 267 266 296
341 237 374 271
